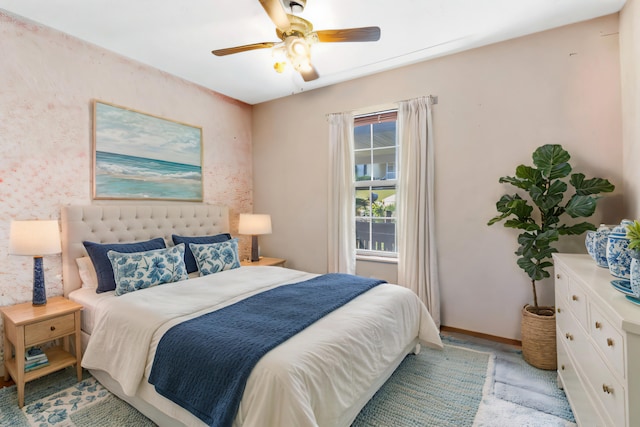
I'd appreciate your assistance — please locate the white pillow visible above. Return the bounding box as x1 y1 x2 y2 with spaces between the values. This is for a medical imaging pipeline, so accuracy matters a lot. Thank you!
76 257 98 289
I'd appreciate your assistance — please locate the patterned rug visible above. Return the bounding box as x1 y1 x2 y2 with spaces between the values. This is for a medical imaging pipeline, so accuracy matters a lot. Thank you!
0 337 575 426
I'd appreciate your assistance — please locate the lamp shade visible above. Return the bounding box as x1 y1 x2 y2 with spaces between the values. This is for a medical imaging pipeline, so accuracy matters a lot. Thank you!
9 220 61 256
238 214 272 235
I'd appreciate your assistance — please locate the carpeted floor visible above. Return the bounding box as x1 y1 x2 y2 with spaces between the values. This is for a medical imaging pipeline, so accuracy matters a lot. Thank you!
0 336 575 426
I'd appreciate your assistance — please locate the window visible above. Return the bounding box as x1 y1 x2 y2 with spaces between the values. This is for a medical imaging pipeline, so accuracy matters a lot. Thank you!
354 110 398 257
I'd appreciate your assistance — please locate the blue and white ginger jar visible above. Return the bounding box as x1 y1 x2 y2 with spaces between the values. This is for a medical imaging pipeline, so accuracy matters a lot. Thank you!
606 219 634 280
585 224 612 268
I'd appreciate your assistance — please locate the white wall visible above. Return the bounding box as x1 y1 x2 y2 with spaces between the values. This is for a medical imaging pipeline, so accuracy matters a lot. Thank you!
621 0 640 217
253 15 623 340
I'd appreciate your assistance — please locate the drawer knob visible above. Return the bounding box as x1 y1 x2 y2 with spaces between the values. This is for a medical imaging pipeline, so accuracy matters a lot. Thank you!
602 384 614 394
556 274 561 279
561 364 565 371
607 338 614 347
572 295 578 301
565 333 574 341
595 321 602 329
50 326 56 331
557 308 562 313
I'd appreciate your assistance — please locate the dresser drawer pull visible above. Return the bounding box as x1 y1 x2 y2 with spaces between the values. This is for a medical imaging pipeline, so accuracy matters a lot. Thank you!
572 295 579 301
607 338 614 347
561 364 565 370
565 333 574 341
557 307 562 313
556 274 561 279
595 321 602 329
602 384 614 394
50 326 56 331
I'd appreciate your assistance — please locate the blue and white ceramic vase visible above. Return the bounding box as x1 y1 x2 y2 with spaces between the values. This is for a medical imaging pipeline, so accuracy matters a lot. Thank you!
606 220 634 280
631 253 640 297
585 224 612 268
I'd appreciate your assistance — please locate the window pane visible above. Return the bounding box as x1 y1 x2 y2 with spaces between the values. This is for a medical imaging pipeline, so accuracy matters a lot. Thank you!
354 150 371 181
354 125 371 150
372 147 397 180
355 188 371 216
372 122 396 148
371 186 396 218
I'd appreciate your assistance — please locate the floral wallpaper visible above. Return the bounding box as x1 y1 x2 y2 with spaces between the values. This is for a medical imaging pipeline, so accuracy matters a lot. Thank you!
0 10 253 367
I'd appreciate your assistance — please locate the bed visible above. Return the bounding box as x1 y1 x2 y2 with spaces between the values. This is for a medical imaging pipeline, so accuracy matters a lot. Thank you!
60 204 442 427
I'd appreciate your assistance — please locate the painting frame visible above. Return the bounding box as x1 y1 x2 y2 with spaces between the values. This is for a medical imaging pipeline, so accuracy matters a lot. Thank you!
92 100 203 201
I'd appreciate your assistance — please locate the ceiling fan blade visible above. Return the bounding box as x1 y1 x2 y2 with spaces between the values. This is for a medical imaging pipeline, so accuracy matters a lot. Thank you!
315 27 381 43
258 0 291 31
299 65 319 82
212 42 276 56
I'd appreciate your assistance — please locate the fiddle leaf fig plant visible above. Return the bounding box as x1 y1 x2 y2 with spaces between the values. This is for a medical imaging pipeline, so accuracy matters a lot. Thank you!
488 144 614 310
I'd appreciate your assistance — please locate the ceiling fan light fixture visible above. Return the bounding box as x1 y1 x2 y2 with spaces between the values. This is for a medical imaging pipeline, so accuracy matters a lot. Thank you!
287 37 309 57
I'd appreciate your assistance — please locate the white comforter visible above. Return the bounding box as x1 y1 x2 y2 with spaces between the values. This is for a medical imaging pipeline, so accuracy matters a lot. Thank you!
82 266 442 427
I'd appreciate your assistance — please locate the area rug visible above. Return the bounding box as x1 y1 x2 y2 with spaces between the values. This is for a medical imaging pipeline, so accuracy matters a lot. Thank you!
0 336 575 426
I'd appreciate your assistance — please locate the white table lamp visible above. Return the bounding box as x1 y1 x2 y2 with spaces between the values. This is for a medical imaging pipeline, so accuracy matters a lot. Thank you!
238 214 272 262
9 220 61 306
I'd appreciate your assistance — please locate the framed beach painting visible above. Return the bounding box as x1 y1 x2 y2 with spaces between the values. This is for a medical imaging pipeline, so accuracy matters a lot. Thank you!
92 100 203 201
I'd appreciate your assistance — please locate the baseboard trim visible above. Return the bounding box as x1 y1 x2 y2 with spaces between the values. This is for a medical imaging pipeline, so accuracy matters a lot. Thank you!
441 325 522 347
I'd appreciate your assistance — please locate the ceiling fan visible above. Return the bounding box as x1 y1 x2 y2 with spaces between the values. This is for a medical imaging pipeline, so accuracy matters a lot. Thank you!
211 0 381 82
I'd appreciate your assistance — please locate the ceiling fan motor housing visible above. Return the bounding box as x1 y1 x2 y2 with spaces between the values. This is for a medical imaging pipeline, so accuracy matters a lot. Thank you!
287 0 306 13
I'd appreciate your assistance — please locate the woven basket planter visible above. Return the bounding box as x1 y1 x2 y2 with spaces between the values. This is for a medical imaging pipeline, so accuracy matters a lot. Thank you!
521 305 557 370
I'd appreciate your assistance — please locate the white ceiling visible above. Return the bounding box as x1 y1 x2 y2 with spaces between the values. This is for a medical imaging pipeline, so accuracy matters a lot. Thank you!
0 0 626 105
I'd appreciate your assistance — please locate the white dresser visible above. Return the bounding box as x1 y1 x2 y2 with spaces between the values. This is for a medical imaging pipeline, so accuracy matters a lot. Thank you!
554 253 640 427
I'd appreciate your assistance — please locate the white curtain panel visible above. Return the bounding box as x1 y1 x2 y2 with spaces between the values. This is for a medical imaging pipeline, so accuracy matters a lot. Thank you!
327 112 356 274
397 97 440 326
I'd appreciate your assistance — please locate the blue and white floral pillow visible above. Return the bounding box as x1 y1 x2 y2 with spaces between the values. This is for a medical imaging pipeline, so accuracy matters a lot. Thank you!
107 244 188 296
189 238 240 276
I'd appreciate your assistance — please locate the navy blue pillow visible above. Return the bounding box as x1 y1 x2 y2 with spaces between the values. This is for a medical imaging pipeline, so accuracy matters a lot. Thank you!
83 238 166 293
172 233 232 273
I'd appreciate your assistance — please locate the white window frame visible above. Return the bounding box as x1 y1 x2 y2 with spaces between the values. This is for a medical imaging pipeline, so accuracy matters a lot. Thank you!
354 110 398 259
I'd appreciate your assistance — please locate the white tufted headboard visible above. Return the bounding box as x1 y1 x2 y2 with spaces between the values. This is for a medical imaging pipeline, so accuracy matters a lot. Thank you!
60 204 229 296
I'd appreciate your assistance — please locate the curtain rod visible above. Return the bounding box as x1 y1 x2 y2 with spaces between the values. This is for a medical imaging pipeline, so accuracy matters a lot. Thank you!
326 94 438 120
396 95 438 105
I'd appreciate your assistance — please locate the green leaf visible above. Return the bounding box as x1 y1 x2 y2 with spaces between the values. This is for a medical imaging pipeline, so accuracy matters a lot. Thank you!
532 144 572 180
517 257 550 281
548 179 568 196
564 195 597 218
498 175 529 191
570 173 615 195
488 194 531 226
557 222 597 235
515 165 543 187
626 220 640 250
504 219 539 231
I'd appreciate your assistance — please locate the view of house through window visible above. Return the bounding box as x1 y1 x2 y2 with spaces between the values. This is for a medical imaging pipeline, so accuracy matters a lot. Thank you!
354 110 397 257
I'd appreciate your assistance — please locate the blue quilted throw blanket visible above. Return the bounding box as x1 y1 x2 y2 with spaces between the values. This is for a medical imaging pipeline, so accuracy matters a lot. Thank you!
148 273 386 427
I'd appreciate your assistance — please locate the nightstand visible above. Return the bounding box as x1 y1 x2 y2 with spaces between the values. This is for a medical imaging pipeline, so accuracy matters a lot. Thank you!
240 256 286 267
1 296 82 407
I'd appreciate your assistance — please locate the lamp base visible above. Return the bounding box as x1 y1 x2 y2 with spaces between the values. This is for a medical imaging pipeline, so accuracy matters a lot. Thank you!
250 235 260 262
32 256 47 306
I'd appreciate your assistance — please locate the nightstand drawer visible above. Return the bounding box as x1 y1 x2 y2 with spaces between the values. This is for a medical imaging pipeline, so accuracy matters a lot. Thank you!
24 313 75 346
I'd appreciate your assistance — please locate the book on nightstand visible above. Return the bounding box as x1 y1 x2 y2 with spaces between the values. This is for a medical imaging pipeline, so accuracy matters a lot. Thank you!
24 347 49 371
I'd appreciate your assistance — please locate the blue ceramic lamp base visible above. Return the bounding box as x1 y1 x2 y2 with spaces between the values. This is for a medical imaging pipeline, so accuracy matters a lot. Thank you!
32 256 47 306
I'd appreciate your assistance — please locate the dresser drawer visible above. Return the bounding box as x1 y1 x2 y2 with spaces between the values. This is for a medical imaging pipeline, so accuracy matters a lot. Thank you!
555 267 570 301
583 341 627 427
590 303 625 380
557 337 607 427
24 313 75 346
567 280 589 332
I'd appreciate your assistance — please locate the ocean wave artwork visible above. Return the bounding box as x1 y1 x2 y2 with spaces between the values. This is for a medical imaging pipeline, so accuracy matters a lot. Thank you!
93 101 202 200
